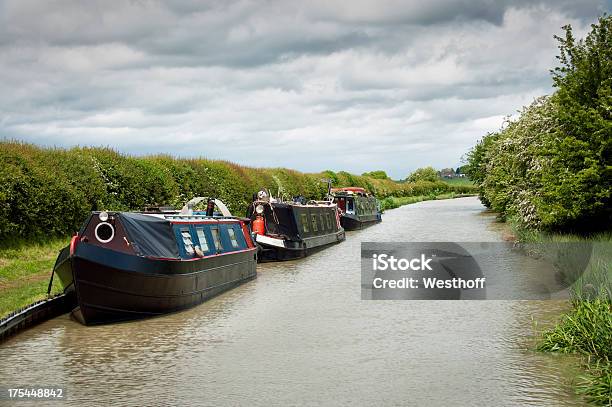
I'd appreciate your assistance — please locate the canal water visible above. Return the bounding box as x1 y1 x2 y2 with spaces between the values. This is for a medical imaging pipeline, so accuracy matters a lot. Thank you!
0 197 584 406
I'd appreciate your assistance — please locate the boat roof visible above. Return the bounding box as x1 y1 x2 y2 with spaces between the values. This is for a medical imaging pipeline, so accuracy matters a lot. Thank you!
118 212 180 258
142 213 242 222
331 187 371 196
331 187 366 193
93 211 242 223
258 201 336 209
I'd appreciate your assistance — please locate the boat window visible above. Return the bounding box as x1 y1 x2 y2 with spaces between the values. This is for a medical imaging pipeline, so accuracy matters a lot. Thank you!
180 228 195 256
229 224 247 249
347 199 354 212
227 223 247 249
311 214 318 232
326 212 332 230
195 227 210 253
319 213 325 230
227 227 239 248
211 227 223 252
301 213 309 233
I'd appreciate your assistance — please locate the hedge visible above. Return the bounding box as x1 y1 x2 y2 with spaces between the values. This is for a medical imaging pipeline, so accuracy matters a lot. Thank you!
0 141 475 243
465 15 611 232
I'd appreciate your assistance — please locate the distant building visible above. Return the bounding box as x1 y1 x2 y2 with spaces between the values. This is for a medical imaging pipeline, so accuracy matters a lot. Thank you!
439 168 456 179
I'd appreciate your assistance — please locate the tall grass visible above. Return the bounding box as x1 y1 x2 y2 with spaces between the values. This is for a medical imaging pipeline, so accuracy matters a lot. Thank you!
0 238 67 318
538 299 611 405
441 177 474 186
510 221 612 301
523 227 612 405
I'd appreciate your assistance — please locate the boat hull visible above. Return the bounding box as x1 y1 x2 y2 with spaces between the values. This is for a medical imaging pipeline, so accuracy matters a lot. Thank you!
340 214 381 231
59 242 257 325
256 229 345 262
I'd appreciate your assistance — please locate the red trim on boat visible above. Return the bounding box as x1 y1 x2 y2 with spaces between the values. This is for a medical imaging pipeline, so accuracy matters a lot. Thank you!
169 220 242 225
241 223 255 248
331 187 366 194
70 234 79 256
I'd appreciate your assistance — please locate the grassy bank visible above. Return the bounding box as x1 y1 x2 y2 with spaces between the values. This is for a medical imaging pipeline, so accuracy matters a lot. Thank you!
512 222 612 405
538 298 611 405
379 192 476 211
0 239 66 318
441 177 474 187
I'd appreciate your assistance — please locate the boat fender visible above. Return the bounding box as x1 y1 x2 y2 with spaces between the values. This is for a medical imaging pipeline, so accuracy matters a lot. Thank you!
69 234 79 256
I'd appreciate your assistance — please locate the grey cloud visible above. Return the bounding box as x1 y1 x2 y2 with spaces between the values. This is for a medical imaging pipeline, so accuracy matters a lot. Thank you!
0 1 607 178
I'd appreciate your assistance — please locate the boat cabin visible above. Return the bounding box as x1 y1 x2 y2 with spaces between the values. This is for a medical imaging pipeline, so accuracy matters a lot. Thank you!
75 199 254 261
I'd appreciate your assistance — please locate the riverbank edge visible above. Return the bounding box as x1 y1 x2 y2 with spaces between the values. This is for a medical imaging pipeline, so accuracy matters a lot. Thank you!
0 193 475 321
507 219 611 405
379 192 477 211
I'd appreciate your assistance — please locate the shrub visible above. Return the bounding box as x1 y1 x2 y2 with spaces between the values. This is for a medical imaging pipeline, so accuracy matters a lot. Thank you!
0 141 476 243
406 167 439 183
466 15 612 232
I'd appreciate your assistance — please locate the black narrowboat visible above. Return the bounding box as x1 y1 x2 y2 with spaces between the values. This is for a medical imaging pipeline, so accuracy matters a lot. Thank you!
331 187 382 230
247 190 345 261
52 198 257 325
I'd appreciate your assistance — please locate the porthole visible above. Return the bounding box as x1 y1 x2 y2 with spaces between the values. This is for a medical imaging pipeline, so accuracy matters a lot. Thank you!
95 222 115 243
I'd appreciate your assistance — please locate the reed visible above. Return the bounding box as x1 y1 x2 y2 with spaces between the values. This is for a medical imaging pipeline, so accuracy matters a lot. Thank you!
538 298 612 405
529 230 612 405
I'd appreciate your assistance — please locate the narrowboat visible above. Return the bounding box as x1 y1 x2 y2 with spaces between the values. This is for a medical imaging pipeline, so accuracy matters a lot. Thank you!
52 197 257 325
331 187 382 230
247 189 345 261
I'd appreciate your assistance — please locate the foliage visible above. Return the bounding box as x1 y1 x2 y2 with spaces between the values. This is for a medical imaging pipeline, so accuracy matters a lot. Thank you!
467 17 612 400
455 165 469 174
538 298 612 405
379 192 475 211
0 238 66 319
406 166 439 183
538 298 611 359
361 170 389 179
442 177 474 186
0 142 476 243
527 226 612 405
465 15 612 232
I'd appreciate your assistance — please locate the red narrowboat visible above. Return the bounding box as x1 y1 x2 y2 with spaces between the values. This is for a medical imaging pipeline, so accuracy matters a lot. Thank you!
331 187 382 230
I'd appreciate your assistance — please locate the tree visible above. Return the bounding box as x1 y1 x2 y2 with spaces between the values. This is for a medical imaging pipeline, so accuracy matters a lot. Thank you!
456 165 468 175
362 170 389 180
466 15 611 231
406 167 438 183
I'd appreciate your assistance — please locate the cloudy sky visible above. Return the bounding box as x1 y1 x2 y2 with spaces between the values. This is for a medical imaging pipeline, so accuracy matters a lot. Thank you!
0 1 609 178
